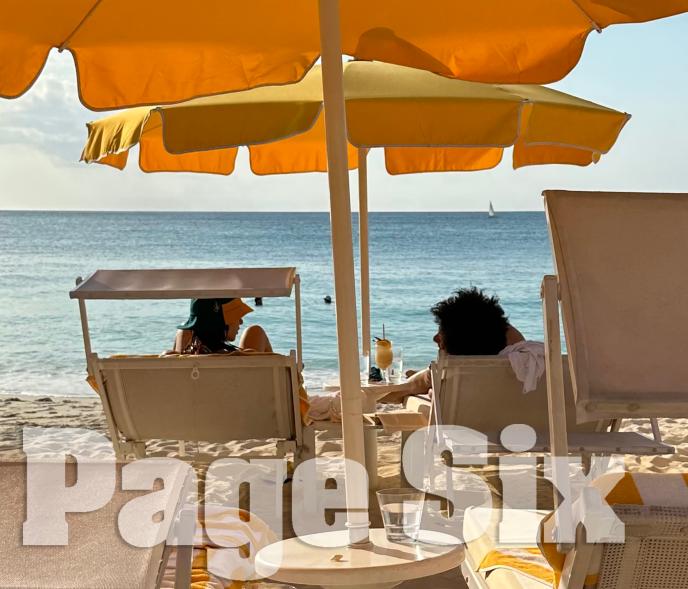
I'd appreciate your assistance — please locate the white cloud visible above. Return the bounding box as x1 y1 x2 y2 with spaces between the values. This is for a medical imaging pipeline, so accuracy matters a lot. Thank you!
0 143 337 211
0 53 86 159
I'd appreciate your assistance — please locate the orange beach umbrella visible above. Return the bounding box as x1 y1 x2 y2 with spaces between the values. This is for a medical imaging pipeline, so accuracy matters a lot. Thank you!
2 1 688 109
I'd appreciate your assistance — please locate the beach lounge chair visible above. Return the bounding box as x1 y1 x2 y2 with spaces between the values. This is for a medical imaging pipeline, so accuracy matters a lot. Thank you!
426 354 671 458
393 352 670 490
540 190 688 554
541 191 687 503
393 353 669 481
430 354 598 451
70 267 314 463
462 472 688 589
91 351 311 462
1 461 194 589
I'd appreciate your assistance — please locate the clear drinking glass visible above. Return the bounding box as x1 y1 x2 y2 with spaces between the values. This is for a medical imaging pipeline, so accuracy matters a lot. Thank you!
376 488 425 543
387 348 403 384
360 353 370 384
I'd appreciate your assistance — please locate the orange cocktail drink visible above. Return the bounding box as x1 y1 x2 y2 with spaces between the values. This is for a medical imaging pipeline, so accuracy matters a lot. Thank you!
375 338 393 371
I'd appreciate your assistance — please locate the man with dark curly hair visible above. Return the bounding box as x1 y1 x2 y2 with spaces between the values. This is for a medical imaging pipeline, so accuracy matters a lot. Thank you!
430 287 523 355
378 287 523 402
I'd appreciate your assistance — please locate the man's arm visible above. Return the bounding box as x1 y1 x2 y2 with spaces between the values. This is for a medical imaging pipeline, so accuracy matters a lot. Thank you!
372 368 432 404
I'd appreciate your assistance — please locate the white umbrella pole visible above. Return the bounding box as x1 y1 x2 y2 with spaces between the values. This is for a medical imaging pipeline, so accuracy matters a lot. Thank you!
358 148 371 358
318 0 370 545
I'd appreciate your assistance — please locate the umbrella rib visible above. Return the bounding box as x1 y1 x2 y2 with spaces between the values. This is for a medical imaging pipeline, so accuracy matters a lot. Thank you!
569 0 602 32
58 0 105 52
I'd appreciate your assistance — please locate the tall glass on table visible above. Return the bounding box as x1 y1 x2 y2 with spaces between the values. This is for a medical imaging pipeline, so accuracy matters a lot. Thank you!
374 338 394 384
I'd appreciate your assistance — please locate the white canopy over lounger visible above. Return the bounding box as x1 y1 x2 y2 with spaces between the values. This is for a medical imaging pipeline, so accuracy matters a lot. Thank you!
70 266 302 363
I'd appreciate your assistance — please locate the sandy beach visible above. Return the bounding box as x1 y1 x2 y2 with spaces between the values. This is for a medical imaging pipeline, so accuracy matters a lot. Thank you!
3 394 685 470
2 394 686 588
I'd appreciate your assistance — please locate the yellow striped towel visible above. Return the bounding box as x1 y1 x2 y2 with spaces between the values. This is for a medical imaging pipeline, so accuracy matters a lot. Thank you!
161 505 278 589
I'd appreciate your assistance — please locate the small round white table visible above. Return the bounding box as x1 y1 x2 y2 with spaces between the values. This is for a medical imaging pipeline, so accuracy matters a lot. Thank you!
255 528 464 589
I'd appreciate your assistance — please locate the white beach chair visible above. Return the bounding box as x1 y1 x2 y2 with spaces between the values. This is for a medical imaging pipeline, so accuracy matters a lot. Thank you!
1 461 194 589
70 267 314 463
91 351 312 462
543 190 688 427
539 190 688 563
462 472 688 589
541 191 687 508
427 354 671 458
397 353 670 490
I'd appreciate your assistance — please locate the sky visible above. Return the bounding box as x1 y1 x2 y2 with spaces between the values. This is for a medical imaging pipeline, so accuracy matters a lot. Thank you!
1 15 687 212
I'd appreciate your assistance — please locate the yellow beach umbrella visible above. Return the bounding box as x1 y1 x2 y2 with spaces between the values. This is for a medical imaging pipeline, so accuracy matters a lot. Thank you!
82 61 628 174
2 1 687 108
81 60 631 355
83 62 628 174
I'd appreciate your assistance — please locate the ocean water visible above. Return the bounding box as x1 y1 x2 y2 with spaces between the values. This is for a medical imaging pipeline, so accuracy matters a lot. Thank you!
0 211 552 397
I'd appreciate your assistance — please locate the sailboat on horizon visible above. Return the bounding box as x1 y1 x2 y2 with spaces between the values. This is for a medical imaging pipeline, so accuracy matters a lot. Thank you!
488 201 495 218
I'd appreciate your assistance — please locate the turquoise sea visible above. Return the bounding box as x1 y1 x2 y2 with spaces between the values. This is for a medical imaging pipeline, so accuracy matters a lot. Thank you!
0 211 552 397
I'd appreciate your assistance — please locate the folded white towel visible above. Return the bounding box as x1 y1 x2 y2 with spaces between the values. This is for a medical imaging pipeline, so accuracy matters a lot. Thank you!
499 340 545 393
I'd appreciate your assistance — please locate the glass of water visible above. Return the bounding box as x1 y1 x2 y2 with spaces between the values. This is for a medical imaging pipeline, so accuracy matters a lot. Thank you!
387 348 404 384
360 352 370 384
376 487 425 543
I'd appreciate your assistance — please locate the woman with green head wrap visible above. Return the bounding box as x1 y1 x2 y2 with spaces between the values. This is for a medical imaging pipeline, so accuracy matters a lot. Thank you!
172 298 272 354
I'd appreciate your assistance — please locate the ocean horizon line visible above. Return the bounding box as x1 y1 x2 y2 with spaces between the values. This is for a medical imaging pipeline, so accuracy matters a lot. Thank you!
0 208 544 214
